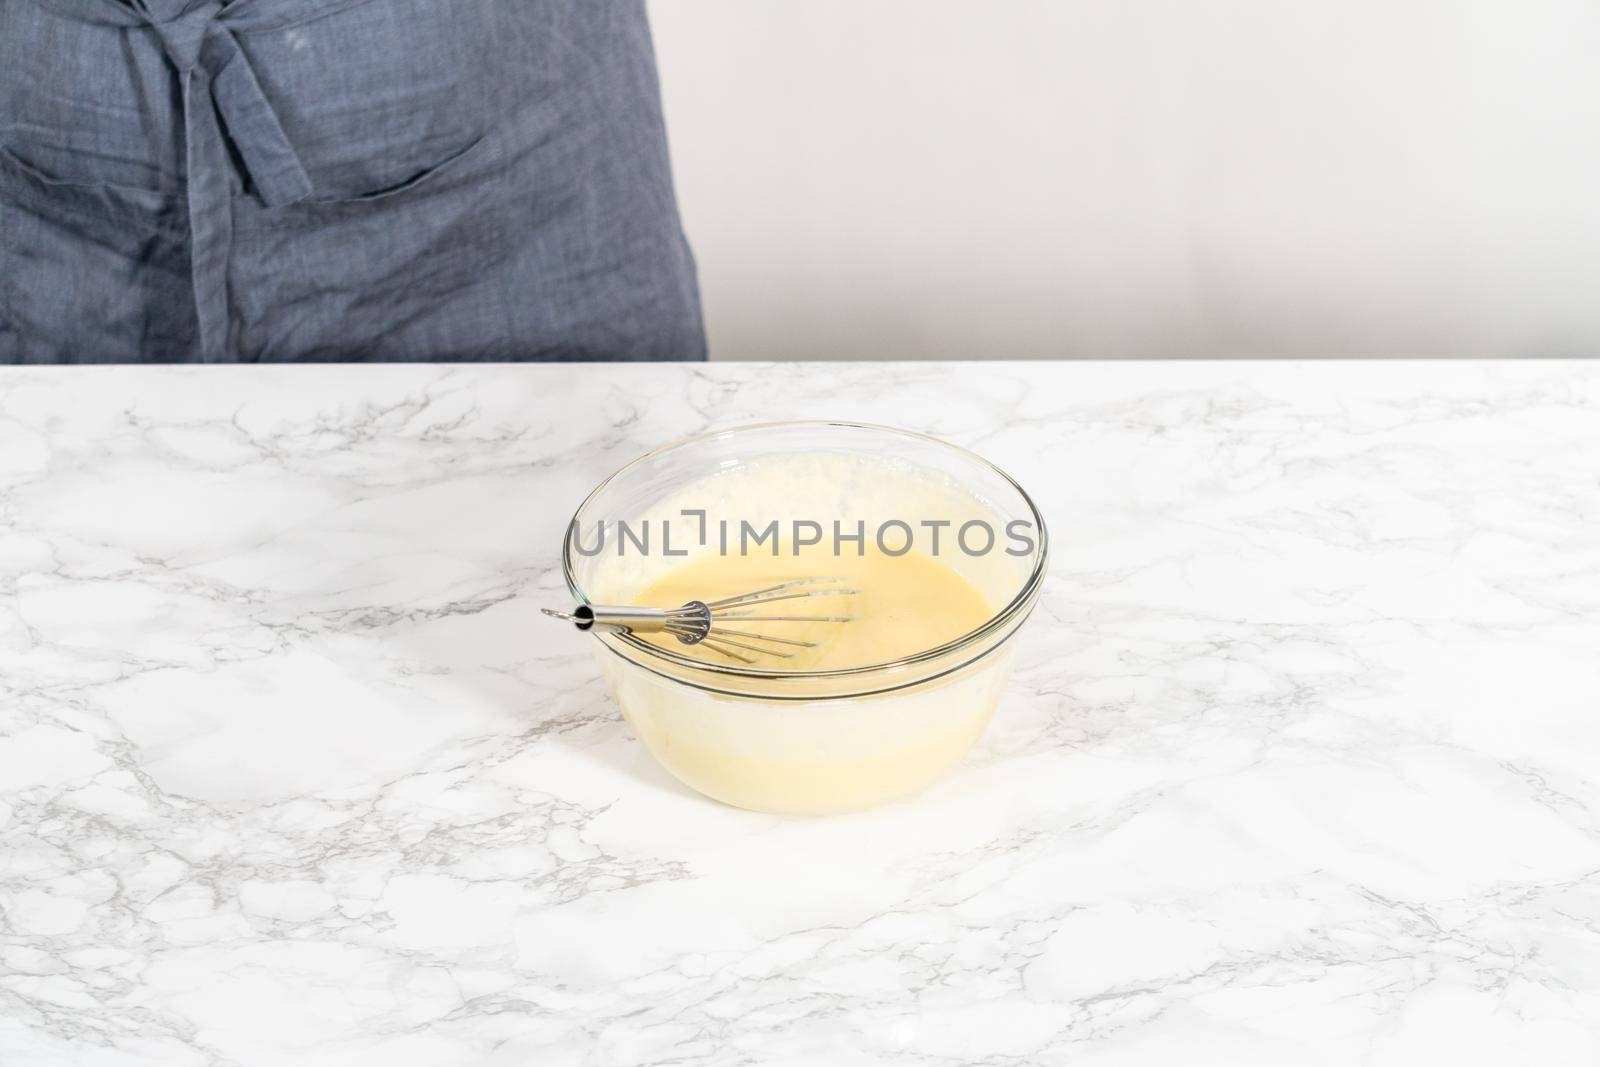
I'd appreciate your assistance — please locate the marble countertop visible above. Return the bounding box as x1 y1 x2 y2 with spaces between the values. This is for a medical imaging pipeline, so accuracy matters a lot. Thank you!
3 361 1599 1065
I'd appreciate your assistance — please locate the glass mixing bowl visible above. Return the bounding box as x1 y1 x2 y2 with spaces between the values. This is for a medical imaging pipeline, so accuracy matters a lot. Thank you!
563 421 1048 815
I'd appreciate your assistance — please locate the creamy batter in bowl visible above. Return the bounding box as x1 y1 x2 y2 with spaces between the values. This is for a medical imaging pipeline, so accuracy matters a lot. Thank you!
563 422 1048 815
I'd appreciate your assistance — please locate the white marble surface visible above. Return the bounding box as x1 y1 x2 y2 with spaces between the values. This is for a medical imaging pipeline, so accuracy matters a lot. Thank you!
2 361 1599 1065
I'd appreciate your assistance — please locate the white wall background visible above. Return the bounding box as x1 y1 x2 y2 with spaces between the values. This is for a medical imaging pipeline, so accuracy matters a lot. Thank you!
649 1 1600 360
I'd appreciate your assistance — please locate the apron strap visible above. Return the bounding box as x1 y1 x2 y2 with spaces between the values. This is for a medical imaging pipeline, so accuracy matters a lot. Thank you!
203 32 313 207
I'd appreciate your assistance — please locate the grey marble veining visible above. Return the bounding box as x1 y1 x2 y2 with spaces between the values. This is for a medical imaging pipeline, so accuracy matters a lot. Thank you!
1 361 1599 1065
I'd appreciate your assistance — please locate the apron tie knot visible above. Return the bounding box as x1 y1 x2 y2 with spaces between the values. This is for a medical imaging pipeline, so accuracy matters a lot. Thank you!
135 0 223 72
120 0 311 209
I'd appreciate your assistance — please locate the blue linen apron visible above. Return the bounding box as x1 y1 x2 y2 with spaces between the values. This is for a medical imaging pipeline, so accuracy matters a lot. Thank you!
0 0 706 362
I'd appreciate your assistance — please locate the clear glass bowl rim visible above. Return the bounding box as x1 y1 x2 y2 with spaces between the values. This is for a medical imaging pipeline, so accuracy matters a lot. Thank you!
561 419 1050 686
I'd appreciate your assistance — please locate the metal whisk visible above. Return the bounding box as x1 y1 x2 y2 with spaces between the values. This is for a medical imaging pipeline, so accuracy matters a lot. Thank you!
543 578 855 663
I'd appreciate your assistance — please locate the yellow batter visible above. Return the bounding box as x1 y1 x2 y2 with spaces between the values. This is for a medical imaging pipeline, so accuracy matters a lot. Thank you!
632 546 995 670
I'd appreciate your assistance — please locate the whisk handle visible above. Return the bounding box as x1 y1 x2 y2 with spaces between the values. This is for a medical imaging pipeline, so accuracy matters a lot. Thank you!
541 601 712 643
550 604 673 634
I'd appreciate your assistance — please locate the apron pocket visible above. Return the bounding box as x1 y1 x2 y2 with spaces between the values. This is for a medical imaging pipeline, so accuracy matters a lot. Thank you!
303 133 491 206
0 149 173 219
236 127 499 229
226 123 513 359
